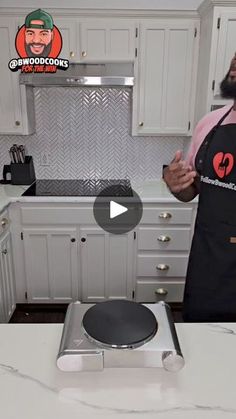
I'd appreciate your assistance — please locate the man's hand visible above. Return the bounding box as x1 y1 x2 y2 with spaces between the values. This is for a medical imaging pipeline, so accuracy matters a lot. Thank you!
163 151 198 200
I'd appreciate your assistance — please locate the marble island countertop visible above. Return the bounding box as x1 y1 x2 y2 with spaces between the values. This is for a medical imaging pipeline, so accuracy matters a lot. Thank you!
0 322 235 419
0 180 198 213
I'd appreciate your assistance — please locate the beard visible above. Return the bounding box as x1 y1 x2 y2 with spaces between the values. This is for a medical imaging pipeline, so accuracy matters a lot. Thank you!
25 41 52 58
220 70 236 99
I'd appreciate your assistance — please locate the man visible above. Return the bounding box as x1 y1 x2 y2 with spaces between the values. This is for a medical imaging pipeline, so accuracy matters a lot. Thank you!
163 54 236 322
24 9 54 57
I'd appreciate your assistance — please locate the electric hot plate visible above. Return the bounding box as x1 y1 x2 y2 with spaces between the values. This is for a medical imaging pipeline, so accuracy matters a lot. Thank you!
82 299 158 349
57 300 185 372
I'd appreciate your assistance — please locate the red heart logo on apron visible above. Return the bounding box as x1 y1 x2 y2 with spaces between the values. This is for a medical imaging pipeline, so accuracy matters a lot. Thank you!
213 152 234 178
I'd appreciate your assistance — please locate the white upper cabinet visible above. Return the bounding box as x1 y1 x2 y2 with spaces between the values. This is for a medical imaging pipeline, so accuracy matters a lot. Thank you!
0 17 35 135
195 1 236 123
213 11 236 98
47 17 136 63
79 19 136 62
53 17 78 62
0 8 201 137
132 19 199 136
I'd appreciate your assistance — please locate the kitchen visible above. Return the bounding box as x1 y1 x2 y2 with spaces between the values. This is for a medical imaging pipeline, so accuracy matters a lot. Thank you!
1 0 236 417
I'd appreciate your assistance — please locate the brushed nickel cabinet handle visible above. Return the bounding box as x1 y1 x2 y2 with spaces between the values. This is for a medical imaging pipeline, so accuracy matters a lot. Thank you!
156 264 169 271
1 218 9 227
157 235 171 242
70 51 75 57
81 51 87 57
155 288 168 296
159 212 172 219
139 122 144 127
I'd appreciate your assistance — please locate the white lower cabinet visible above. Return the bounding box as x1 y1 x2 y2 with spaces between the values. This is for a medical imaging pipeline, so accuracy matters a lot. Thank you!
22 225 134 303
80 227 134 301
0 230 16 322
135 202 197 303
136 281 185 303
22 228 78 303
11 201 197 305
17 203 135 303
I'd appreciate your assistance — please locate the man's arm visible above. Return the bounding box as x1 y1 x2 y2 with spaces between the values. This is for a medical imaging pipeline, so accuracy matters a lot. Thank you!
163 151 199 202
170 175 200 202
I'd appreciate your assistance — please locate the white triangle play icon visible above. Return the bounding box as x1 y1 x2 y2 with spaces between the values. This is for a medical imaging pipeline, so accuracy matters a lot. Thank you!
110 200 128 219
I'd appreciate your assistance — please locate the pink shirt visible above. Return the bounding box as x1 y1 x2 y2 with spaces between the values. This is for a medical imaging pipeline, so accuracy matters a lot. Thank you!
186 103 236 169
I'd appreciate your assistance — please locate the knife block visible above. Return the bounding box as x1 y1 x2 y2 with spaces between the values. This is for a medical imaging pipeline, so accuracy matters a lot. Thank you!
11 156 36 185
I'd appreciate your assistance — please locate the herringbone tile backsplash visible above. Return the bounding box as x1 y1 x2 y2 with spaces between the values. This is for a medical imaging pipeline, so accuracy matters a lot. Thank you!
0 87 187 180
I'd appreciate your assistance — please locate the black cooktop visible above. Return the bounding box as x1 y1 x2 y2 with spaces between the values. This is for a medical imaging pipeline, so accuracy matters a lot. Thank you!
22 179 133 197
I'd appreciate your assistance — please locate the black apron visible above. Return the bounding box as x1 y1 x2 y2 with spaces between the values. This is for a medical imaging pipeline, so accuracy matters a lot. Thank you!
183 105 236 322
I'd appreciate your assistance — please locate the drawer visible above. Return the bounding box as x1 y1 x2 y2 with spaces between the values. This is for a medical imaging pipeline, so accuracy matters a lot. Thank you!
20 205 95 225
141 206 193 224
0 211 10 236
138 227 191 251
136 280 185 302
137 254 188 277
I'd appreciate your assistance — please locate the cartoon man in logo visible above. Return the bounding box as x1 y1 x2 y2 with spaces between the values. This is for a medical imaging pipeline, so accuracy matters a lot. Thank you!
10 9 66 72
24 9 54 57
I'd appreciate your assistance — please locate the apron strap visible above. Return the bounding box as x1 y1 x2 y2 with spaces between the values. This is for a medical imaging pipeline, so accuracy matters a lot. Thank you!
214 105 234 128
195 105 234 174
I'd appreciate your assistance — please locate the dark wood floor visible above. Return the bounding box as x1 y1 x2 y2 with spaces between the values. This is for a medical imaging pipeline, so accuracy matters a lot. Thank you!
9 303 183 323
10 304 68 323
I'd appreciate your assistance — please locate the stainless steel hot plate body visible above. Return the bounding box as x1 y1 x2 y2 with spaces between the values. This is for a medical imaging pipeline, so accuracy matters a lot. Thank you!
57 301 184 372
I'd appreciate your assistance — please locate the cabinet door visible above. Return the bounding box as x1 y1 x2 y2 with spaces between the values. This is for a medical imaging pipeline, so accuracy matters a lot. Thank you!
80 227 134 301
133 20 198 135
0 231 16 322
214 11 236 97
53 18 78 62
0 17 35 135
80 19 135 62
0 18 23 134
23 228 78 303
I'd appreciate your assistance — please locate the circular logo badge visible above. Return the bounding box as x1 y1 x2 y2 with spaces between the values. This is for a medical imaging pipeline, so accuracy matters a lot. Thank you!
15 24 62 58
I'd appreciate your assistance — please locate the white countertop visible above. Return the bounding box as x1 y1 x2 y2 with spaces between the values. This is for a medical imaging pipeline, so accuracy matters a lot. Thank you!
0 322 235 419
0 180 197 213
0 184 29 213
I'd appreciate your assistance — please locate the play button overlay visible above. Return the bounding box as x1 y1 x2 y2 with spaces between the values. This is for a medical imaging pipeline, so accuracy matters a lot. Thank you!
110 201 128 219
93 184 143 234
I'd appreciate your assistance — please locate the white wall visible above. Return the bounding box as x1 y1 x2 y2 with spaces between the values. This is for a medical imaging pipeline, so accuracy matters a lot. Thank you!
0 0 203 10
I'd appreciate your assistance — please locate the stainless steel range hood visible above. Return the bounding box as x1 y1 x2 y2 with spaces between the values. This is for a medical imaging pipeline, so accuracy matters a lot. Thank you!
19 63 134 87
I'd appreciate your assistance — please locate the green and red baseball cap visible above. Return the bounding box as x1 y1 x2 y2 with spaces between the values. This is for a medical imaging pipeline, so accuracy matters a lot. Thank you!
25 9 54 30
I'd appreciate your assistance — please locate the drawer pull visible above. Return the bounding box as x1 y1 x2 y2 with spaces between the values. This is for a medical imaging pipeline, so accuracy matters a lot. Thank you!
1 249 7 255
159 212 172 219
157 235 171 242
1 218 8 228
155 288 168 296
156 264 169 271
